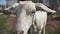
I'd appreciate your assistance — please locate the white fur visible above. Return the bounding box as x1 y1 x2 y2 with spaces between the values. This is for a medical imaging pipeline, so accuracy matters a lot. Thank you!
15 1 36 34
33 11 47 34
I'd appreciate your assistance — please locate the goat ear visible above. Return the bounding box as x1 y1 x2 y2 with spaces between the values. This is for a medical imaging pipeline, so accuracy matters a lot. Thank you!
4 7 12 10
4 3 19 10
35 3 56 13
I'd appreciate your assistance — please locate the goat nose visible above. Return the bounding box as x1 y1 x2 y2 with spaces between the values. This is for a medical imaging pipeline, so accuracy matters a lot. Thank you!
18 31 24 34
32 11 35 13
32 10 36 13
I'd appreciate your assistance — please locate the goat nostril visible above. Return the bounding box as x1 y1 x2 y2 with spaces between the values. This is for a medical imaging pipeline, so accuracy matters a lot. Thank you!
32 11 36 13
21 31 24 34
18 31 24 34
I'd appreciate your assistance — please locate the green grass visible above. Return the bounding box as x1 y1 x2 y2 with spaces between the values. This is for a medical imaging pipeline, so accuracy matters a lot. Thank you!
0 15 13 34
46 27 60 34
0 15 7 34
51 13 60 20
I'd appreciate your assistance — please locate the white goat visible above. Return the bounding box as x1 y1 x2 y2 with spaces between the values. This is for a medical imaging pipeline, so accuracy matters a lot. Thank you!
4 1 56 34
33 10 56 34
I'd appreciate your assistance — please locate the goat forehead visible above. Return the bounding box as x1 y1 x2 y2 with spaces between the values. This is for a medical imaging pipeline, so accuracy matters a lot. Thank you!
23 1 36 10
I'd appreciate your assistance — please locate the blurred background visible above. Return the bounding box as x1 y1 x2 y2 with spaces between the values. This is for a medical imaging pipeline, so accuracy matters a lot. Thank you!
0 0 60 34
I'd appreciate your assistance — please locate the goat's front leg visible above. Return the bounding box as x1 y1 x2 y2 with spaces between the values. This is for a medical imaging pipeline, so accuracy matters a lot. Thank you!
33 21 37 32
43 26 45 34
38 29 42 34
33 15 37 32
